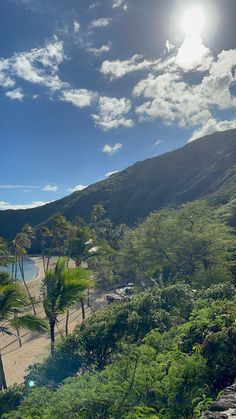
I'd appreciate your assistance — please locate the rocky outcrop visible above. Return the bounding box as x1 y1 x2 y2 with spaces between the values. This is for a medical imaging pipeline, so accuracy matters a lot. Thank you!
200 384 236 418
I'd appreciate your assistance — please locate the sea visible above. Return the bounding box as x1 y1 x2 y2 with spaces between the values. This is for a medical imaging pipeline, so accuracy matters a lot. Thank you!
0 258 38 282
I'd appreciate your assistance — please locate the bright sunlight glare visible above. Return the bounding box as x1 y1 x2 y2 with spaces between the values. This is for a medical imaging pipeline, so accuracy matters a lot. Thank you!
182 5 206 37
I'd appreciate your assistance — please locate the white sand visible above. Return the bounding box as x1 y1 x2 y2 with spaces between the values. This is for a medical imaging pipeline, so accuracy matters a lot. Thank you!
0 257 104 386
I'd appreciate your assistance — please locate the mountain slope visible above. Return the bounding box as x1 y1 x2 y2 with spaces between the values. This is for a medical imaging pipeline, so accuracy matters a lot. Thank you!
0 129 235 240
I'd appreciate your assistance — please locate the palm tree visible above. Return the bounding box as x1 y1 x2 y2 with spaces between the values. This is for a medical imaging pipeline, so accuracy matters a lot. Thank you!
39 226 52 274
50 215 72 255
13 230 37 315
41 258 93 355
0 274 48 390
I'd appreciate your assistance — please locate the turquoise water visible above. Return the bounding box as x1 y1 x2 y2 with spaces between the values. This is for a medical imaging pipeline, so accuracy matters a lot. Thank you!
0 258 38 282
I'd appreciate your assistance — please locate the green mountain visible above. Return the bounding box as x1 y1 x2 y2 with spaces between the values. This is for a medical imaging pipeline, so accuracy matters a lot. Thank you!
0 129 235 241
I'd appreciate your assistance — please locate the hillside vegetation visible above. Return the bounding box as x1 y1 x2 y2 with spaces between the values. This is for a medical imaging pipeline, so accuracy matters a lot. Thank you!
1 198 236 418
0 129 235 241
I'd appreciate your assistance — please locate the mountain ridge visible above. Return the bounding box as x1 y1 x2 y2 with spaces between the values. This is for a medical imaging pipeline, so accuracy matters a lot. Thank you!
0 128 235 240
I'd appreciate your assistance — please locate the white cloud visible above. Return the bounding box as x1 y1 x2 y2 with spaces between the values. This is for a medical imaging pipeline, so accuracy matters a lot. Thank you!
112 0 128 11
43 185 58 192
73 20 81 33
133 44 236 134
210 49 236 76
61 89 97 108
92 96 133 130
105 170 119 177
68 184 87 193
0 184 38 189
165 40 175 54
188 118 236 142
102 143 122 155
0 39 66 94
154 140 162 146
175 36 213 71
88 43 111 56
0 60 15 88
89 2 99 10
100 54 158 79
5 88 24 101
91 17 112 28
0 201 48 210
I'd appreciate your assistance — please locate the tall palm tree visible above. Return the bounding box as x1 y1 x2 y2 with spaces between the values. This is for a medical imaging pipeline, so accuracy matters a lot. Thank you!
41 258 93 355
13 230 37 315
0 274 48 390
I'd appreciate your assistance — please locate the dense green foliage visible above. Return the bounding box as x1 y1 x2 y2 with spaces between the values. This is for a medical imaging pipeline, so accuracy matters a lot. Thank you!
90 200 234 292
4 294 236 418
0 129 235 242
1 189 236 418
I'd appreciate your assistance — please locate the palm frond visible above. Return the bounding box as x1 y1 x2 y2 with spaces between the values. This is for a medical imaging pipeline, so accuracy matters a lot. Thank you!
0 326 16 336
59 279 91 311
0 284 27 320
0 272 14 285
11 314 48 333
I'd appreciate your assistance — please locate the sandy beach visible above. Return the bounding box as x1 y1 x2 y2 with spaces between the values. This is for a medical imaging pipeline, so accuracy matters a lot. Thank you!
1 257 104 387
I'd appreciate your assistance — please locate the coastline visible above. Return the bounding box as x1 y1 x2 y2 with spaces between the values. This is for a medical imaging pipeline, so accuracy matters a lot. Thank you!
27 256 58 298
27 256 46 298
1 255 98 386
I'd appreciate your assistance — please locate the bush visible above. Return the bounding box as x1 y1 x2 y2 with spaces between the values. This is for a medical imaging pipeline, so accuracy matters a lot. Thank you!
0 385 24 416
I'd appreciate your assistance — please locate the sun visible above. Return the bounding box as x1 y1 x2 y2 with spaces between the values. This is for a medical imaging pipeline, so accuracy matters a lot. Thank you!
182 5 205 37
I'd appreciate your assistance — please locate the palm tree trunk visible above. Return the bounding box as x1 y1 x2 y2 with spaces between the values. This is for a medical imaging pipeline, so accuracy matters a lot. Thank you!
42 255 46 274
81 299 85 320
14 261 18 280
46 257 50 272
50 320 55 356
11 261 15 280
19 258 37 315
14 313 22 347
87 288 90 308
0 351 7 390
65 310 69 337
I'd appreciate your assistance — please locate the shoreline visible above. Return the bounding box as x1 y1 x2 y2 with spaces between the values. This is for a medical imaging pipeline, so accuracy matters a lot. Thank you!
29 256 45 283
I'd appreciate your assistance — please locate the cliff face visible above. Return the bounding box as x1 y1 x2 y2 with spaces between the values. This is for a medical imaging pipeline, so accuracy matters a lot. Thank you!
200 384 236 418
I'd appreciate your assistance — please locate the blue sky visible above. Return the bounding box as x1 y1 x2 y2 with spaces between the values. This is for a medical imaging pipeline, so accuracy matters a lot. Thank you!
0 0 236 209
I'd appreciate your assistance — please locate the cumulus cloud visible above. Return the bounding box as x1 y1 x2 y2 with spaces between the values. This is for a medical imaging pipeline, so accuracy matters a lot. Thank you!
0 60 15 88
100 54 158 79
175 36 213 71
102 143 122 156
92 96 133 130
60 89 97 108
188 118 236 142
133 44 236 135
112 0 128 11
0 38 66 95
0 201 48 210
68 184 87 193
105 170 119 177
88 42 111 56
43 185 58 192
210 49 236 76
5 88 24 101
90 17 112 28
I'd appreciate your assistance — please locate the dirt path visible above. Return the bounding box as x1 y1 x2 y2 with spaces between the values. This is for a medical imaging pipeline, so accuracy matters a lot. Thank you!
0 257 106 387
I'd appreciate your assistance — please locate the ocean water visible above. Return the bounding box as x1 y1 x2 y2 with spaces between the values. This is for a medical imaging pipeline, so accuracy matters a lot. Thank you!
0 258 38 282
